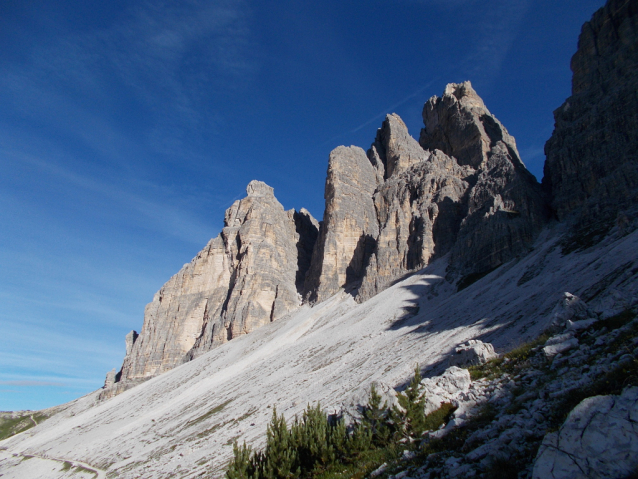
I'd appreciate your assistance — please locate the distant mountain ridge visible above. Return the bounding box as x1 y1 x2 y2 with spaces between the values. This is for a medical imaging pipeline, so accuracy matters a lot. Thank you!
101 0 638 400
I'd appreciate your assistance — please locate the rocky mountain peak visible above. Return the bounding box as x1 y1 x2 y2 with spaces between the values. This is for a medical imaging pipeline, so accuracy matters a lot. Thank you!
101 181 319 399
368 113 428 180
246 180 275 198
421 80 523 171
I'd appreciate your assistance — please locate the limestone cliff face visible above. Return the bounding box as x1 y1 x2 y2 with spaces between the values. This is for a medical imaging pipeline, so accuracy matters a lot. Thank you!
306 83 548 302
304 146 379 303
421 82 549 276
108 181 318 390
543 0 638 234
103 83 548 397
369 113 429 180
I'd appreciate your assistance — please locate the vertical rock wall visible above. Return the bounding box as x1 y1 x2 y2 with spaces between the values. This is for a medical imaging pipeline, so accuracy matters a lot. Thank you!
543 0 638 234
421 82 549 277
303 146 379 303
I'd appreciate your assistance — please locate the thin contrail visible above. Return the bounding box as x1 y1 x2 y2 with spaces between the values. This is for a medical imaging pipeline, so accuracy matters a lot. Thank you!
320 79 439 147
351 79 438 133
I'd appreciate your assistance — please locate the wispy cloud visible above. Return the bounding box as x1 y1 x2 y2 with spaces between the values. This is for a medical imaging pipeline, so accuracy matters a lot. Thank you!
0 380 68 387
0 145 222 246
460 0 532 85
1 0 256 163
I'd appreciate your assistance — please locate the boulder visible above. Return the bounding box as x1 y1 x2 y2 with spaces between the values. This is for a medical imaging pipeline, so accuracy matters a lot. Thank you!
419 366 471 415
448 340 498 367
546 292 597 332
543 334 579 359
532 387 638 479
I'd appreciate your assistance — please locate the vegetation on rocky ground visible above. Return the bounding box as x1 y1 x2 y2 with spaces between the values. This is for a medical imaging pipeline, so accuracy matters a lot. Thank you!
225 310 638 479
0 411 50 441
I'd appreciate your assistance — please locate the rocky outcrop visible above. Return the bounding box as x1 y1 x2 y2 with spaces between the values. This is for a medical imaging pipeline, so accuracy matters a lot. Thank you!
369 113 429 180
304 146 379 303
421 81 549 277
309 83 548 302
448 340 498 367
109 181 318 387
543 0 638 235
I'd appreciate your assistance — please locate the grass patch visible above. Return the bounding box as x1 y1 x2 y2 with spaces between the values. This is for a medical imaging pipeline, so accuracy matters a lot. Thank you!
0 411 52 441
0 415 35 441
184 399 233 429
72 464 98 476
311 446 401 479
423 403 456 432
468 334 550 381
234 408 257 423
549 310 638 430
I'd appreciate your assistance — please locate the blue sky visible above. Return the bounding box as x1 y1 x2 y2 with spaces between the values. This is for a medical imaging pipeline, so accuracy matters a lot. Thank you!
1 0 604 411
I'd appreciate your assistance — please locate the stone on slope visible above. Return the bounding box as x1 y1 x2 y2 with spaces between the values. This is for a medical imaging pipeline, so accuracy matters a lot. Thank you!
107 181 318 394
421 81 549 278
304 146 379 303
532 387 638 479
546 292 598 333
543 0 638 237
419 366 471 415
448 340 498 367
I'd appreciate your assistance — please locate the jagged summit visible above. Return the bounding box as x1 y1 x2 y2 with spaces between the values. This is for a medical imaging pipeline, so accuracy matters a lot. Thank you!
246 179 274 197
105 82 550 395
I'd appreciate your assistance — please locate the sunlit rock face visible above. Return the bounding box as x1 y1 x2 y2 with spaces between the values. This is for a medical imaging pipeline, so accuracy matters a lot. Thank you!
303 146 379 304
543 0 638 233
104 181 318 394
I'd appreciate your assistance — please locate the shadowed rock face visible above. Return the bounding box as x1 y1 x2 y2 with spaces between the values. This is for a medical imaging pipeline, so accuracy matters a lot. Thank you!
543 0 638 231
108 181 318 391
358 148 473 301
311 83 548 302
421 82 549 277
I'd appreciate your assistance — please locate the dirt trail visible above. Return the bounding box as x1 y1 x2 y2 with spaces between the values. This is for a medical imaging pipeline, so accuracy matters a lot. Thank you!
19 451 106 478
